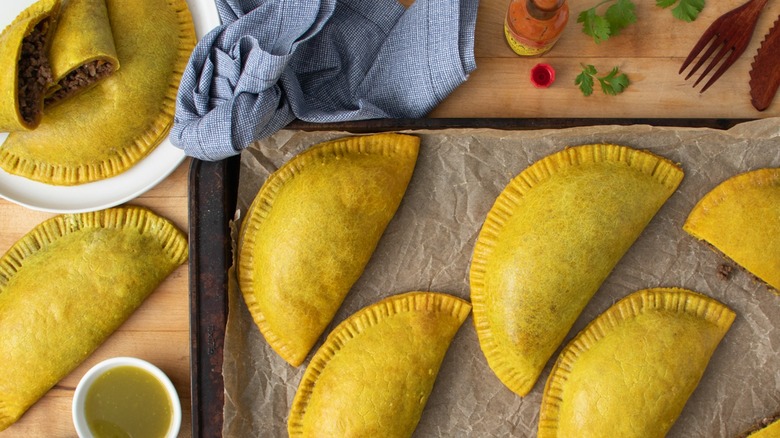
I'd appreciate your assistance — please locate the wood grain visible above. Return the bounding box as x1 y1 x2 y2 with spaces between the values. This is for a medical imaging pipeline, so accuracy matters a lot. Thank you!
430 0 780 118
0 159 192 438
3 1 778 436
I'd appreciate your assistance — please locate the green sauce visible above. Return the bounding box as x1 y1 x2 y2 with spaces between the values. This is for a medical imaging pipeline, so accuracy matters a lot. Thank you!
84 366 173 438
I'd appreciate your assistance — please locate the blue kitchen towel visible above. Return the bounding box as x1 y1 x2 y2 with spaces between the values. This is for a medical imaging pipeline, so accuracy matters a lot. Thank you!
171 0 478 161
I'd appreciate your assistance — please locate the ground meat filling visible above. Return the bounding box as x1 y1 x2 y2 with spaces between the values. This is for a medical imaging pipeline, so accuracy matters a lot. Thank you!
45 59 116 105
717 263 733 280
737 412 780 438
18 19 53 125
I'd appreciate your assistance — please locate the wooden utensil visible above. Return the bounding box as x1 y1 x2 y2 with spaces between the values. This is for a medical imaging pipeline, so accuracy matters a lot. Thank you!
749 15 780 110
679 0 769 93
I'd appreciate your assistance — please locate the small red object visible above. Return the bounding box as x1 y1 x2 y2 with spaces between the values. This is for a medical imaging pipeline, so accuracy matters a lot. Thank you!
530 63 555 88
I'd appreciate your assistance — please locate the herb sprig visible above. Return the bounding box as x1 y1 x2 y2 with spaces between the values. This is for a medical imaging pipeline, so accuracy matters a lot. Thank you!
575 64 630 96
656 0 705 22
579 0 705 43
578 0 637 44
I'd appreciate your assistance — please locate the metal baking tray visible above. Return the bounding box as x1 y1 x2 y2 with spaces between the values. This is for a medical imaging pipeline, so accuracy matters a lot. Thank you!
187 117 752 437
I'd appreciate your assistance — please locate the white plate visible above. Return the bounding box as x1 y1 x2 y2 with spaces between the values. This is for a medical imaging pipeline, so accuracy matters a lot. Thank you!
0 0 220 213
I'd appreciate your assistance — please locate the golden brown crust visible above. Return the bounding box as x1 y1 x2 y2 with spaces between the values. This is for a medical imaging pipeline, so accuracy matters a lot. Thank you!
0 206 187 431
0 0 60 131
288 292 471 437
0 0 196 185
45 0 120 105
538 288 734 438
684 168 780 293
470 144 684 396
237 133 420 367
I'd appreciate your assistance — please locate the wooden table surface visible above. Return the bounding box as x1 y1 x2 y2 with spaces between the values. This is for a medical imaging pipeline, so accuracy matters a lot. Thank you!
2 0 780 436
0 160 192 437
431 0 780 119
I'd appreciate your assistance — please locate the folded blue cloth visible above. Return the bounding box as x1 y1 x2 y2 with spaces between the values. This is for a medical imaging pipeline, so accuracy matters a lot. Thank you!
171 0 478 161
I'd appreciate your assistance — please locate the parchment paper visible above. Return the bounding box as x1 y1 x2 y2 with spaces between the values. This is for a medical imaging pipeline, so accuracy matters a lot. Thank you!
222 119 780 437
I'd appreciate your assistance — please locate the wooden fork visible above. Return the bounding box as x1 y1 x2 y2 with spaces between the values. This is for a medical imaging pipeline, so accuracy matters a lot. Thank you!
679 0 769 93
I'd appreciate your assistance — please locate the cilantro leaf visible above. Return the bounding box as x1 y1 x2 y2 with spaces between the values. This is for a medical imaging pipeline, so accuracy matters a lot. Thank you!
604 0 637 36
657 0 705 22
575 67 596 96
576 65 629 97
597 66 630 95
582 64 598 76
577 9 611 44
579 0 638 43
673 0 705 22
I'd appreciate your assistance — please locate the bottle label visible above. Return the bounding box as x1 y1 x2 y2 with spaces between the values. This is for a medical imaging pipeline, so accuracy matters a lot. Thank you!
504 23 554 56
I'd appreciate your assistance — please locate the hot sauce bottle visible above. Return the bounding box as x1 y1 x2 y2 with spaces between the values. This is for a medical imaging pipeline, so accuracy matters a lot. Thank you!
504 0 569 57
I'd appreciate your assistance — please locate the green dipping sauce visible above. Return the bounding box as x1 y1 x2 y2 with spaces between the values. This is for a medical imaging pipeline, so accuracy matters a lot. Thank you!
84 365 173 438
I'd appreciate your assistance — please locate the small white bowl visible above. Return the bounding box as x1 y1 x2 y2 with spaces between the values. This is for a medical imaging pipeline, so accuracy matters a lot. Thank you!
72 357 182 438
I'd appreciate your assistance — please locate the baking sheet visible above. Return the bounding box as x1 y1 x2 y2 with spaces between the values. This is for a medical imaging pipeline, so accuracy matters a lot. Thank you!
223 119 780 437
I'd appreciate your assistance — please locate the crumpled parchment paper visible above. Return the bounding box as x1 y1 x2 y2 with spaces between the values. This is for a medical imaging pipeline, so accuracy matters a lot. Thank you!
222 119 780 437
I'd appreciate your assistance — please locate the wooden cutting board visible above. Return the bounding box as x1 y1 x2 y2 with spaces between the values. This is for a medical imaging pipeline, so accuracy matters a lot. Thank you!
431 0 780 119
